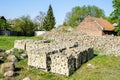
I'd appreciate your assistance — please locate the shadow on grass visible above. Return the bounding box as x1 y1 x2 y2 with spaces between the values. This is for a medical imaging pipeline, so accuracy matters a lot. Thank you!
14 67 22 77
94 53 98 57
15 67 22 72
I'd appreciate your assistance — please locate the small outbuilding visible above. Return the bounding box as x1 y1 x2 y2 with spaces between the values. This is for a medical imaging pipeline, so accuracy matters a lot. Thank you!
77 16 115 36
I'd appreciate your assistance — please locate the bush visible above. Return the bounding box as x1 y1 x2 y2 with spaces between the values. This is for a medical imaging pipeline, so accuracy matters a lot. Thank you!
12 48 26 60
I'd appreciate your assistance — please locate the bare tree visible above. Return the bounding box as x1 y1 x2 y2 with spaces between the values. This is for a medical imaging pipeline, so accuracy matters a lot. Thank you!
34 11 46 30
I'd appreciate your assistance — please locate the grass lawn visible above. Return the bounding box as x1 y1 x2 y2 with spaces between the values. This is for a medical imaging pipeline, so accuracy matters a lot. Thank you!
13 55 120 80
0 36 42 50
0 36 120 80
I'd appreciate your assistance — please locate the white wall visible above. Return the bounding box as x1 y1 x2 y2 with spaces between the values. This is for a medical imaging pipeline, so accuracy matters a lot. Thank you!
35 31 46 36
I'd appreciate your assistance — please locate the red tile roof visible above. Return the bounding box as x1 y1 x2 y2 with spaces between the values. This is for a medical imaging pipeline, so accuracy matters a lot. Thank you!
78 16 115 31
94 18 115 31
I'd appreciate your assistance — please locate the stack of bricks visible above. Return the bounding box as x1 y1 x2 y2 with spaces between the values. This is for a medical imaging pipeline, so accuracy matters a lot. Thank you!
14 40 28 50
50 53 76 76
25 40 51 52
14 39 94 76
27 49 48 71
50 47 94 76
14 40 51 51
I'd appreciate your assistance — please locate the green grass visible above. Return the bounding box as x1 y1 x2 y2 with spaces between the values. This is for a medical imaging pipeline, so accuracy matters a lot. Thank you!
0 36 120 80
0 36 43 50
70 55 120 80
14 59 67 80
13 55 120 80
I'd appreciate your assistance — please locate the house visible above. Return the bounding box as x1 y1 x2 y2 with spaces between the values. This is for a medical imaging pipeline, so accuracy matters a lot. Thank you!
77 16 115 36
0 16 6 21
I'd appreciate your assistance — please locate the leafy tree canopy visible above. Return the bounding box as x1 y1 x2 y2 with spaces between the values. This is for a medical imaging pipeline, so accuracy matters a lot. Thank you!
11 15 36 36
110 0 120 35
64 5 106 27
0 19 9 30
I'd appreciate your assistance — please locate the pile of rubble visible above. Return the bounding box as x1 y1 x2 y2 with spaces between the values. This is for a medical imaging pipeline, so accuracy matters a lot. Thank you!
0 48 27 79
41 29 120 55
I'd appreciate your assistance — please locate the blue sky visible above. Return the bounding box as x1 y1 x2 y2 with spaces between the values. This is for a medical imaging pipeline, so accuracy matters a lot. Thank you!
0 0 113 26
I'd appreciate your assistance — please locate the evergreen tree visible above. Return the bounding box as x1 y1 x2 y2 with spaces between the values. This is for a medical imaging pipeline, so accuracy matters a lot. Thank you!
42 5 56 31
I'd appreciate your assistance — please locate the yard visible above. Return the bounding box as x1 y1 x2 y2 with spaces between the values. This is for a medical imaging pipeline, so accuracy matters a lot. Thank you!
0 36 43 50
0 36 120 80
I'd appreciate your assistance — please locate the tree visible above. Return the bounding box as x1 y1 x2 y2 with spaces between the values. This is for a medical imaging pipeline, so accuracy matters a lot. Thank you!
12 15 36 36
64 5 106 27
42 5 56 31
63 12 71 26
0 18 10 35
34 11 46 30
0 19 7 30
67 6 82 27
110 0 120 35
